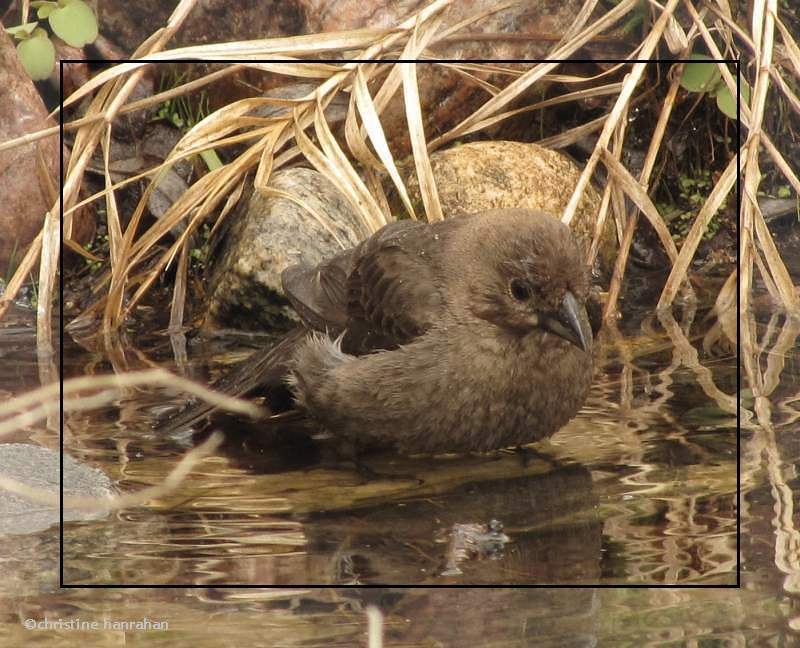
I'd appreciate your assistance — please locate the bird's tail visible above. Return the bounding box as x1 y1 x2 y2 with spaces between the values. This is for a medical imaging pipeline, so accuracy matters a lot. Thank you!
156 327 309 436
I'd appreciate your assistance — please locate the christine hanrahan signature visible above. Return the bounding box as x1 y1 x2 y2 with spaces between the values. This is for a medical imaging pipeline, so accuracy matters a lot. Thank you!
24 617 168 631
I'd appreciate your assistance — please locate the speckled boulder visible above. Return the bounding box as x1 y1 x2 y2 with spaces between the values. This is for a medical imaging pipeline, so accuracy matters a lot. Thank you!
206 167 366 330
404 141 615 278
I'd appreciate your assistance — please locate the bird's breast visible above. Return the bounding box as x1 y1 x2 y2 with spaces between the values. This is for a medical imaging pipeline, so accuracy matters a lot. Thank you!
433 327 592 451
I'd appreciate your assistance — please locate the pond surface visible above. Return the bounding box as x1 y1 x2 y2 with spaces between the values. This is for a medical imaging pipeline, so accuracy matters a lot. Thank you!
1 298 799 644
54 298 740 587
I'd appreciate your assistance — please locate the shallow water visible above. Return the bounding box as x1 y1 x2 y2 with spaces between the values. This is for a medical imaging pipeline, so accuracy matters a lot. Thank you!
52 299 740 587
2 298 799 643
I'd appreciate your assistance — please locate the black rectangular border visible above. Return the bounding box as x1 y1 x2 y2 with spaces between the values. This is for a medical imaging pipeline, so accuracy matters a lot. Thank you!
59 57 742 589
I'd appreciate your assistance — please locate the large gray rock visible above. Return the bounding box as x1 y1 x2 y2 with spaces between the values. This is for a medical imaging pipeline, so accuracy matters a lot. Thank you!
0 443 113 536
207 167 365 330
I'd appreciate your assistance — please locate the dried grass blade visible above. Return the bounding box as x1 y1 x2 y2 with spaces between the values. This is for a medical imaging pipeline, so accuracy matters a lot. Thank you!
713 269 738 330
62 62 148 111
52 65 243 135
64 124 282 225
432 0 640 150
601 57 684 316
664 12 689 54
169 241 189 330
753 200 799 312
744 0 795 310
121 166 250 323
683 0 752 126
452 83 623 145
352 66 417 219
657 310 737 413
402 60 442 220
209 175 247 239
126 128 272 263
537 113 607 148
752 240 780 302
770 70 800 118
61 31 385 110
353 0 451 62
555 0 599 47
436 63 500 96
177 97 285 152
151 28 387 60
657 153 739 309
600 148 678 263
312 98 387 231
254 123 287 194
102 126 122 267
762 135 800 196
0 126 60 155
129 165 227 265
345 72 384 172
713 0 733 19
63 238 100 262
563 0 681 226
36 209 59 352
293 111 372 236
774 13 800 81
363 166 392 224
587 182 614 266
243 61 345 78
0 232 41 319
401 17 445 222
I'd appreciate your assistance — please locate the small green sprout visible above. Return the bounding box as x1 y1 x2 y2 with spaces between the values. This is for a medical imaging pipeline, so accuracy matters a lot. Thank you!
679 54 751 120
5 0 97 81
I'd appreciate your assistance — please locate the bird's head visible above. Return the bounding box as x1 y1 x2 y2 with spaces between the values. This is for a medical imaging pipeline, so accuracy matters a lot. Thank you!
459 209 592 353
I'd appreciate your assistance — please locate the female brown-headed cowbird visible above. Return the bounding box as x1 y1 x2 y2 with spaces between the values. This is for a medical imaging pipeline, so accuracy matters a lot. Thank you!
166 209 593 454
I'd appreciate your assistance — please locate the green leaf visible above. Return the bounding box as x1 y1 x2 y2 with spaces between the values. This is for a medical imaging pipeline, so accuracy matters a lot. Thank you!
715 79 751 120
48 0 98 47
717 79 750 119
32 1 58 18
17 33 56 81
5 22 40 39
37 5 58 19
679 54 722 94
777 185 792 198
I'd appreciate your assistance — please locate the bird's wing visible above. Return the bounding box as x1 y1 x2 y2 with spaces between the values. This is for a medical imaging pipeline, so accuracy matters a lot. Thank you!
280 223 435 334
343 218 461 351
281 251 354 333
282 218 457 352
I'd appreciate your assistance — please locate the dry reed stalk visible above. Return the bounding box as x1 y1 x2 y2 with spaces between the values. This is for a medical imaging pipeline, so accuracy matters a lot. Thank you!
562 0 681 229
602 52 685 319
0 0 794 362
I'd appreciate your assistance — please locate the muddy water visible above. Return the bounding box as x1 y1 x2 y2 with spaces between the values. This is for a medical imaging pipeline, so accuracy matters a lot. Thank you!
1 299 798 644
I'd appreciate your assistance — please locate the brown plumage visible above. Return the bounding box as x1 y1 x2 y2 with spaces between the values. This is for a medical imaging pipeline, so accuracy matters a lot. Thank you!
164 209 594 454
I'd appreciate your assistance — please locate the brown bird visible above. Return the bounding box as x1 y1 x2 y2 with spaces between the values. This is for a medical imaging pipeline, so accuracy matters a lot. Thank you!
165 208 594 454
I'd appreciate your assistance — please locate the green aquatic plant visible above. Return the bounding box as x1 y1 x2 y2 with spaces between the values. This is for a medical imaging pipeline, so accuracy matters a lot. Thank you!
661 168 728 242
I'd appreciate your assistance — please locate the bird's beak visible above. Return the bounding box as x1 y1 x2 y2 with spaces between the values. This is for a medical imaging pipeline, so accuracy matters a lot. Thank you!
541 291 591 353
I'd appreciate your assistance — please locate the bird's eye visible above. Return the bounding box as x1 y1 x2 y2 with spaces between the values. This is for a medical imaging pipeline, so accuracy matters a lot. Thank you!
509 278 532 301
